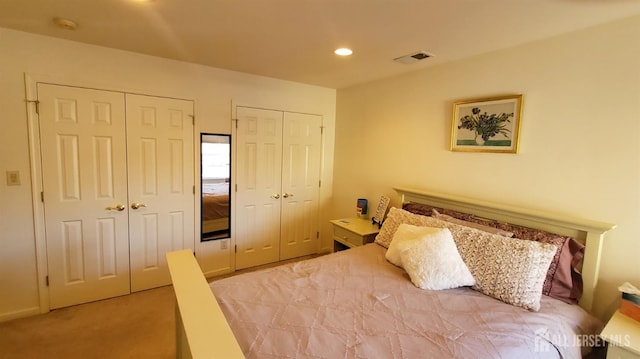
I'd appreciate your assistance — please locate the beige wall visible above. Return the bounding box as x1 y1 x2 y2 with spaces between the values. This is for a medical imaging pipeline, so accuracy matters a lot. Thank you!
334 15 640 320
0 28 336 321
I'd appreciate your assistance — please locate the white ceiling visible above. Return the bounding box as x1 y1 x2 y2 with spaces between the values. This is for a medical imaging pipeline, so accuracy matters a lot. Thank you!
1 0 639 89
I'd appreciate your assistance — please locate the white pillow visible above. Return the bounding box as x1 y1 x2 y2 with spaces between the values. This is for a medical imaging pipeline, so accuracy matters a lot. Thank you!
399 227 476 290
385 224 444 267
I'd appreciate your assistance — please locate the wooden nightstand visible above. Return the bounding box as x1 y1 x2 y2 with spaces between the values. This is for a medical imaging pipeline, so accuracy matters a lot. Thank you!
600 310 640 358
330 218 380 251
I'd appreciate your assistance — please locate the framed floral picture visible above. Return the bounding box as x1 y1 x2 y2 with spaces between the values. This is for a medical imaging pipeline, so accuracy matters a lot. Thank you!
450 95 523 153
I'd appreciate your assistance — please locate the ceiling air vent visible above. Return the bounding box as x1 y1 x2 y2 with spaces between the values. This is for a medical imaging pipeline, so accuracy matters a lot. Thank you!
394 51 433 65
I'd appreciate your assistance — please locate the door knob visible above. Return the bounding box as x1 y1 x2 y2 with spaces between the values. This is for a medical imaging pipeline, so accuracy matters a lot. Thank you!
283 193 294 198
131 202 147 210
270 194 281 199
106 204 126 211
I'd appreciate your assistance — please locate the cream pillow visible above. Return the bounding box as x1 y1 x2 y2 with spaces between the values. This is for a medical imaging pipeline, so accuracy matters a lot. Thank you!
375 207 435 248
399 227 475 290
454 231 557 311
385 224 445 267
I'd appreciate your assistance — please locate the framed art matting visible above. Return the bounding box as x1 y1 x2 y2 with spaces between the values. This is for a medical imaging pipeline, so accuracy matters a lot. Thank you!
450 94 523 153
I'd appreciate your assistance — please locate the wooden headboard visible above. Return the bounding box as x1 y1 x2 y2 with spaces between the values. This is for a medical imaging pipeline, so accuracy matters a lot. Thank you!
393 186 616 313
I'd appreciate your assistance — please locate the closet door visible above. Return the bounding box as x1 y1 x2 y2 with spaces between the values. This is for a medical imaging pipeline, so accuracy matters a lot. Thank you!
38 84 130 309
280 112 322 259
235 107 283 269
126 94 195 292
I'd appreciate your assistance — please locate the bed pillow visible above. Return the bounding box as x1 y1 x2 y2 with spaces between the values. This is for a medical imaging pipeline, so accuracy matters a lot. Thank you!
378 209 556 311
400 202 435 216
399 227 475 290
385 224 445 267
432 209 514 237
403 203 584 304
454 231 557 311
375 207 434 248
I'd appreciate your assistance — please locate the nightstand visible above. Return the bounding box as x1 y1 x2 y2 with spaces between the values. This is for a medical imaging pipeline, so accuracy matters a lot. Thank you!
330 218 380 251
600 310 640 358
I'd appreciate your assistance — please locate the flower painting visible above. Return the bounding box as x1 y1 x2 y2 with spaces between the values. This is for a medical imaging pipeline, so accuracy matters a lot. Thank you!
450 95 523 153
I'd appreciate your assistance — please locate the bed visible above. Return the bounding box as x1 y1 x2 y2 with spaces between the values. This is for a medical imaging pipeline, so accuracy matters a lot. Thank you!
201 181 230 236
168 187 616 358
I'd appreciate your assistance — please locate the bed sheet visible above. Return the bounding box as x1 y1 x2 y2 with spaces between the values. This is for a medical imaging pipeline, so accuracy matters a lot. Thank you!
210 244 602 359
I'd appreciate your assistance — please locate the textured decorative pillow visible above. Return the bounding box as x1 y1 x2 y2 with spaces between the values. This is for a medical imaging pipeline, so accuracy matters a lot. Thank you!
375 207 434 248
432 209 514 237
399 227 475 290
385 224 445 267
454 232 557 311
400 202 435 217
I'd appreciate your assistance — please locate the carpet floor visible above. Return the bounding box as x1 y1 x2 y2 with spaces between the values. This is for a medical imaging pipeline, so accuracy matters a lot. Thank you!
0 285 175 359
0 254 322 359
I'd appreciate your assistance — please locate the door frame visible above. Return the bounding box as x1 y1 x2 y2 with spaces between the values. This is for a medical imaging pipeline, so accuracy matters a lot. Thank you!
24 73 197 313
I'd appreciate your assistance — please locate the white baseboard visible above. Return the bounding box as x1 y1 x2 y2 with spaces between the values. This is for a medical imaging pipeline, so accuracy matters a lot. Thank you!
0 306 41 323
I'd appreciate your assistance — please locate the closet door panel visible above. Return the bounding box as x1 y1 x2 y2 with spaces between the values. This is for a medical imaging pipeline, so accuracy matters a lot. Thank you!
235 107 283 269
280 112 322 260
126 94 194 292
38 84 130 309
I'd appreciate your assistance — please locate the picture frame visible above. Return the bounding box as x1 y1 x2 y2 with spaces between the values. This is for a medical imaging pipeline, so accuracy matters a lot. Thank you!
372 195 390 229
450 94 523 153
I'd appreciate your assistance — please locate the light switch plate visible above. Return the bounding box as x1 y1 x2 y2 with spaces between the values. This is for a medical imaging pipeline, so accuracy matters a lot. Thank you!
6 170 20 186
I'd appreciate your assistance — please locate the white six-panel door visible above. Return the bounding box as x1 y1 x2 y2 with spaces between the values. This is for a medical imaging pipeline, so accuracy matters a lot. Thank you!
38 84 194 308
38 84 131 309
280 112 322 260
126 94 194 292
235 107 321 269
235 107 283 269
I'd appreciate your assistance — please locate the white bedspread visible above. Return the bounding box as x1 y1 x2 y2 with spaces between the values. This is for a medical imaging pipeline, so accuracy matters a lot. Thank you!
210 244 602 358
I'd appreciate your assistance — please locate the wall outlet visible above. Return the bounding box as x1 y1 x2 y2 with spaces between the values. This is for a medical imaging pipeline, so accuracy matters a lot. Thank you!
220 240 228 250
6 170 20 186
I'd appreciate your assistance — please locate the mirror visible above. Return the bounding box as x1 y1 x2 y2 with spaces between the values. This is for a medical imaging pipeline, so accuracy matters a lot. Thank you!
200 133 231 241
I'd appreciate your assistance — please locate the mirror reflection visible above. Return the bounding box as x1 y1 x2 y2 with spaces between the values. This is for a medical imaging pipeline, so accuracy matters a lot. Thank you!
201 133 231 241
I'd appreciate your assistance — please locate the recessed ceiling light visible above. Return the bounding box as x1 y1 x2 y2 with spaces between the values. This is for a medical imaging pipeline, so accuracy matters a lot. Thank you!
52 17 78 30
334 48 353 56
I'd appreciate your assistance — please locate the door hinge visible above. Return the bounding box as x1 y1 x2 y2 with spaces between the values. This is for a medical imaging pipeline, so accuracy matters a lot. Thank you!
235 245 237 253
45 275 49 286
316 231 320 239
320 126 324 135
41 191 44 203
193 185 195 195
27 100 40 115
235 184 238 192
318 180 321 188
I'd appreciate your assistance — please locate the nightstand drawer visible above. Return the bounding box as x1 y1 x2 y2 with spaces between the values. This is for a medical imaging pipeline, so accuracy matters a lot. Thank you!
333 226 364 246
330 218 380 252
